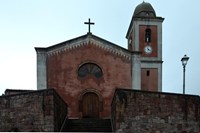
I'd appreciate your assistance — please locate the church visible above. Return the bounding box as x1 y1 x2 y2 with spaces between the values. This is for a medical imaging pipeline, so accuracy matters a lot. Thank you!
35 1 163 119
0 2 199 132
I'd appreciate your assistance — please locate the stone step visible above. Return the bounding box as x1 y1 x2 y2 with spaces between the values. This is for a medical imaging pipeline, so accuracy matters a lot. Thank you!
62 118 112 132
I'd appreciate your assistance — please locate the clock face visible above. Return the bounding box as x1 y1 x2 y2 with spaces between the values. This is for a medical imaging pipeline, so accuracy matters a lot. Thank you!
144 45 153 54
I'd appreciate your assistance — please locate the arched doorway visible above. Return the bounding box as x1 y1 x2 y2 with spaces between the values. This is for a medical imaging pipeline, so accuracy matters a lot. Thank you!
82 92 100 118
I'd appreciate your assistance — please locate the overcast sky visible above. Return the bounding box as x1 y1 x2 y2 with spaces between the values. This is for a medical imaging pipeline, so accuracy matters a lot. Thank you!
0 0 199 95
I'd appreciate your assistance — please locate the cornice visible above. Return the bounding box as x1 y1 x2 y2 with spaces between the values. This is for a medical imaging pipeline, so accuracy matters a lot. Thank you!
141 60 163 63
46 37 131 61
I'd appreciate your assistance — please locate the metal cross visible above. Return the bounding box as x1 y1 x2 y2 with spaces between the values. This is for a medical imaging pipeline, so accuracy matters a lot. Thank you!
84 18 95 33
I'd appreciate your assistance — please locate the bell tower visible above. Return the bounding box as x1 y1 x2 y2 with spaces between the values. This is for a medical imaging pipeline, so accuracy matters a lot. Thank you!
126 2 164 91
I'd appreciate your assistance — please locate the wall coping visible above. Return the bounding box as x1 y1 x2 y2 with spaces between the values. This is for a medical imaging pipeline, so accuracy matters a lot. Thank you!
111 88 200 106
0 88 68 107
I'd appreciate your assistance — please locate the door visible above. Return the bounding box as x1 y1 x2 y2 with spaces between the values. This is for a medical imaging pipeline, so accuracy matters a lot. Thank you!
82 92 99 118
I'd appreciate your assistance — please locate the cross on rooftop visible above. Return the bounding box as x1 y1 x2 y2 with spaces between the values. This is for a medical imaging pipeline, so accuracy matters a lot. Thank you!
84 18 95 33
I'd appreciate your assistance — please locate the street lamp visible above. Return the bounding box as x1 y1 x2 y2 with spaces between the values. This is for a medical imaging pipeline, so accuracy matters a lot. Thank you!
181 54 189 94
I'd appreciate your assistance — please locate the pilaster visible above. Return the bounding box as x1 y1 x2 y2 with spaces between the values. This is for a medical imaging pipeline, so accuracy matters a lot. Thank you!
35 48 47 90
131 52 141 90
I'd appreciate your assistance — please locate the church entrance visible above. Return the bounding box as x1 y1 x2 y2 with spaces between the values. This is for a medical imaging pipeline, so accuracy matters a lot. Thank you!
82 92 99 118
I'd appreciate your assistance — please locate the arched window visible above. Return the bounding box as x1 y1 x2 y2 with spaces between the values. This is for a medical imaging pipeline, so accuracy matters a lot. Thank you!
78 63 103 78
145 28 151 43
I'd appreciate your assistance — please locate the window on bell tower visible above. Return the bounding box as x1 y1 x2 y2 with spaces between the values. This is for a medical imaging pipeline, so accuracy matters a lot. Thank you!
145 28 151 43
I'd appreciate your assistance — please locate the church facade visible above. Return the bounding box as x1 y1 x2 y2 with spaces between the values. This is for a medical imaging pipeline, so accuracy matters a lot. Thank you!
35 1 164 119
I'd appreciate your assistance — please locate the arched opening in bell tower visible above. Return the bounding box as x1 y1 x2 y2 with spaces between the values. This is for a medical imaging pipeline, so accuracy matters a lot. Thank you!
145 28 151 43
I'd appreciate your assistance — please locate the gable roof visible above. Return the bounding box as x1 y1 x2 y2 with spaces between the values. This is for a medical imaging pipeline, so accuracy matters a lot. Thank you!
35 33 132 60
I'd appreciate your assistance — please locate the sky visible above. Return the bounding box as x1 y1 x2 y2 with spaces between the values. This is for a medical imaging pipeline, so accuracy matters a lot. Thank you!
0 0 200 95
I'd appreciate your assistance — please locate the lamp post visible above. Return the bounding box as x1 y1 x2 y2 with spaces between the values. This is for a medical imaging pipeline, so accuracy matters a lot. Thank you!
181 54 189 94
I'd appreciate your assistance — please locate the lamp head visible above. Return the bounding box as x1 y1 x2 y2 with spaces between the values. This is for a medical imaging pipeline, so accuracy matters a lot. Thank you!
181 54 189 67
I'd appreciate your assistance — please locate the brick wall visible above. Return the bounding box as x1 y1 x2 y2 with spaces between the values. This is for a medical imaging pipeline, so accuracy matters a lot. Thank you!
0 89 68 132
111 89 200 133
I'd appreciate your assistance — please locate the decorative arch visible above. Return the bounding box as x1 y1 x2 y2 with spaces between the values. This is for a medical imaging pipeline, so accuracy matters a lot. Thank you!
79 89 103 102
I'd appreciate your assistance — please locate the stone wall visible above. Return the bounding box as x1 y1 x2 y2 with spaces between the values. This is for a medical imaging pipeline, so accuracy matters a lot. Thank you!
111 89 200 133
0 89 68 132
